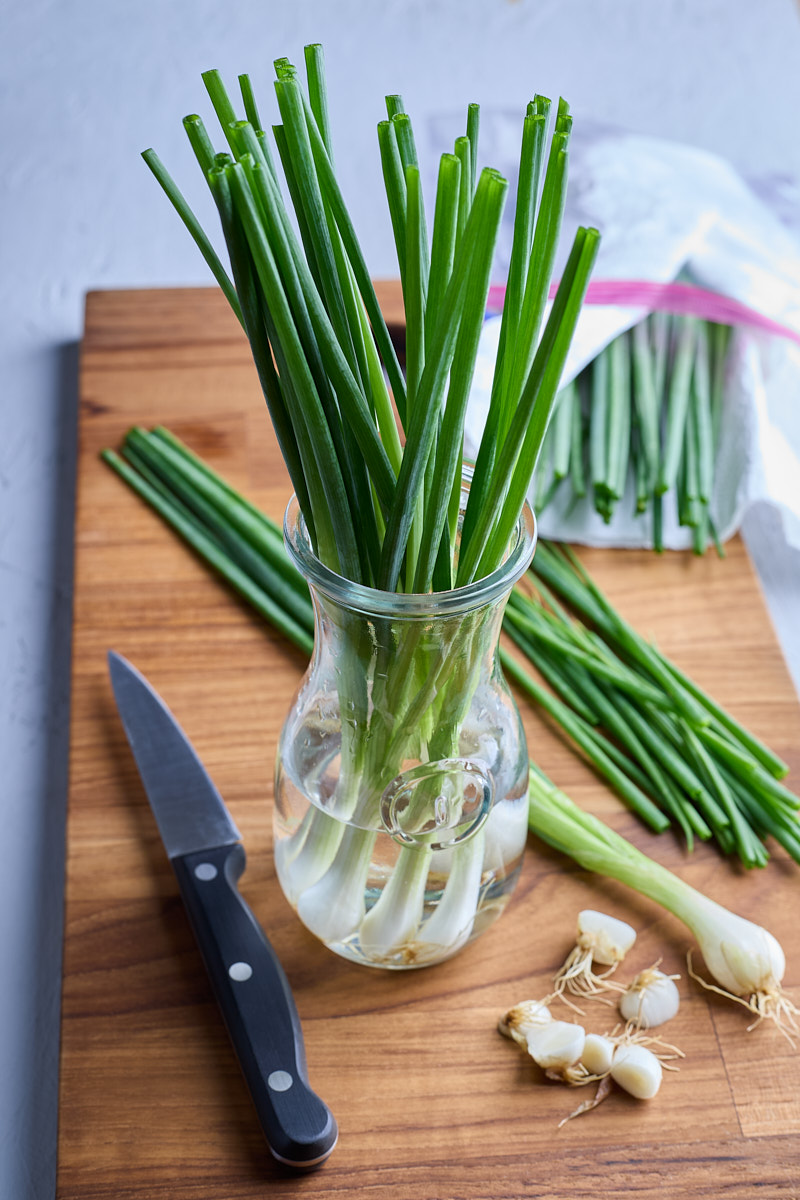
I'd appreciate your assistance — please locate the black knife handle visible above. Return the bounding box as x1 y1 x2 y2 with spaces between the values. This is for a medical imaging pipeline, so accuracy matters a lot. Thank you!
171 843 338 1169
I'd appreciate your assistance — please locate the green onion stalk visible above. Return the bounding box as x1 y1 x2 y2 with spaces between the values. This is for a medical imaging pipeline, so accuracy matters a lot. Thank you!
135 49 598 966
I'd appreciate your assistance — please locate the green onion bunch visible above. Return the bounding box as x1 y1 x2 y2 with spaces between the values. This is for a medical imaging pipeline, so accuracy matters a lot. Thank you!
534 314 731 554
504 543 798 867
135 54 603 966
104 430 799 870
143 47 599 594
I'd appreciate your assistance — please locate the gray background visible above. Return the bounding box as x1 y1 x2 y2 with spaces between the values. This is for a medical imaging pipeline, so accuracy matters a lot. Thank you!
2 1 800 1195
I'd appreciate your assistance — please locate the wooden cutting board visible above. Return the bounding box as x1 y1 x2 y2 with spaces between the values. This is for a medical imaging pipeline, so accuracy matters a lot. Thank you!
58 286 800 1199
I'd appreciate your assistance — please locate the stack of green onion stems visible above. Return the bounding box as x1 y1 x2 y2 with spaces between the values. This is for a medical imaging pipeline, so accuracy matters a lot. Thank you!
502 542 798 867
103 427 317 656
534 313 731 555
144 49 599 594
103 427 799 871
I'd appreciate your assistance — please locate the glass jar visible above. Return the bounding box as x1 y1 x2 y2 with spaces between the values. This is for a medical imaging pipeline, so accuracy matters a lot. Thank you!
274 477 536 969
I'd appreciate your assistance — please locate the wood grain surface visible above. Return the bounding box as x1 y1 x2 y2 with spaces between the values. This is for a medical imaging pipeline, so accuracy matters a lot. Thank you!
58 285 800 1199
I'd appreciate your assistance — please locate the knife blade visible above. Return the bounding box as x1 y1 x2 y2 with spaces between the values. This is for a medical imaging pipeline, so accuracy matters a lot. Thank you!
107 650 338 1169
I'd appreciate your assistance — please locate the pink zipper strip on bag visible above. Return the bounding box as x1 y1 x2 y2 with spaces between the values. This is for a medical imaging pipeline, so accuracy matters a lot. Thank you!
486 279 800 346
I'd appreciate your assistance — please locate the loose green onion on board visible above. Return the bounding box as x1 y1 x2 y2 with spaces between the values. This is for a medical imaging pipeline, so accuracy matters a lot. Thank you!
503 540 799 866
528 766 798 1037
533 313 732 554
102 428 800 868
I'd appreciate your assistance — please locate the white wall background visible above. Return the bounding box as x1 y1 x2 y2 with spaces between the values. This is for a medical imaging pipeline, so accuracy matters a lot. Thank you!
3 2 800 1196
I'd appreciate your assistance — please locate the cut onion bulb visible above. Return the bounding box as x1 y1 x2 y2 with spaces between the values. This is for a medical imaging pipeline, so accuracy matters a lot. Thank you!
498 998 553 1047
581 1032 615 1076
525 1020 587 1083
554 909 637 999
610 1042 663 1099
619 965 681 1029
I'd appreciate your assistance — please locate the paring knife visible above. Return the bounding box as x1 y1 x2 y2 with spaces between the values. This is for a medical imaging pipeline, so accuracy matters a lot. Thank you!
107 650 338 1170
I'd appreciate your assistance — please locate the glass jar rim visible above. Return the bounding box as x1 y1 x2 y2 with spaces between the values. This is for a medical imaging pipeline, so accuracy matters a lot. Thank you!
283 471 537 618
